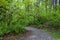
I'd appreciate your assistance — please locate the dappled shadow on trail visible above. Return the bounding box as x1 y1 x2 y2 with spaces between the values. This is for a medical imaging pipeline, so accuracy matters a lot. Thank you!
3 27 54 40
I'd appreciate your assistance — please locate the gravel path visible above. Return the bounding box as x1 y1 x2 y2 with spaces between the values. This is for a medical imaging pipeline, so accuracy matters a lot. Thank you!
4 27 54 40
20 27 54 40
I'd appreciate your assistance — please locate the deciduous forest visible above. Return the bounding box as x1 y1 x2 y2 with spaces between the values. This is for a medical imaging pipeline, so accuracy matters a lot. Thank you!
0 0 60 40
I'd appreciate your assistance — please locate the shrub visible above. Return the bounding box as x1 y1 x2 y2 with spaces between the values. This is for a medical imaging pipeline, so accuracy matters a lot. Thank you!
0 0 22 36
0 0 35 36
36 8 60 29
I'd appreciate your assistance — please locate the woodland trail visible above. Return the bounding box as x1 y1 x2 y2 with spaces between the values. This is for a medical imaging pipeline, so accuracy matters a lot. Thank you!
4 27 54 40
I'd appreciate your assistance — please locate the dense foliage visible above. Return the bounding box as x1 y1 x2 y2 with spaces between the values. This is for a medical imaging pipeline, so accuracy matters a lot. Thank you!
0 0 60 36
0 0 26 35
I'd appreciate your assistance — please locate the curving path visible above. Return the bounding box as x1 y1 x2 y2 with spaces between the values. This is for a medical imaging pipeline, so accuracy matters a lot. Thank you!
20 27 54 40
4 27 54 40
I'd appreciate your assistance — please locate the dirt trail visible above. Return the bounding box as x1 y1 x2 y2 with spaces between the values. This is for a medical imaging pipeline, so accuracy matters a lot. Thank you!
4 27 54 40
21 27 54 40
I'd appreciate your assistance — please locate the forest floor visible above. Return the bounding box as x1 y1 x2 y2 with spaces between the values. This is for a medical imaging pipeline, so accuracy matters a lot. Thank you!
3 27 54 40
44 28 60 40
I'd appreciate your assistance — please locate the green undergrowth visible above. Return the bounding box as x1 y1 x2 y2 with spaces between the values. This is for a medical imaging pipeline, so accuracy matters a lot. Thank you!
0 0 60 40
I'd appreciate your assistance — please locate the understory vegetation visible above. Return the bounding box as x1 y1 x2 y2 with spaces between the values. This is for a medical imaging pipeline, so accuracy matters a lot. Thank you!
0 0 60 39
